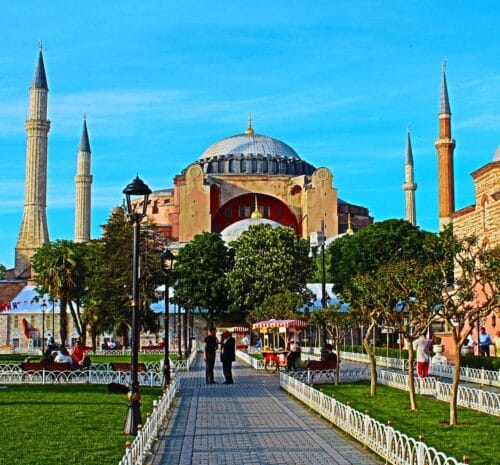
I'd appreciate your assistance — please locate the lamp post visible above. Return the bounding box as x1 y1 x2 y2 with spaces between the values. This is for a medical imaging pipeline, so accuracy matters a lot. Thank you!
40 302 47 353
51 298 55 341
123 175 152 436
160 248 175 388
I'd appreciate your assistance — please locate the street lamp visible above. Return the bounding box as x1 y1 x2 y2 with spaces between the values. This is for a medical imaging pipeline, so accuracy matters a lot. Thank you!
123 175 152 436
40 302 47 353
310 221 327 346
160 248 175 387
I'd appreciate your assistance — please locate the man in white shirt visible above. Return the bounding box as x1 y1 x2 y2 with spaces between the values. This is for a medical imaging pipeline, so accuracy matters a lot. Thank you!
413 335 431 378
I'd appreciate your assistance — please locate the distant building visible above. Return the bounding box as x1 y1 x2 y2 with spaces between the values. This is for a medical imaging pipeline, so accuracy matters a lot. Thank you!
138 117 373 244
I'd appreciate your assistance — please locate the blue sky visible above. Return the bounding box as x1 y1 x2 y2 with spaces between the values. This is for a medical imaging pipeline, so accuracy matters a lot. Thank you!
0 1 498 267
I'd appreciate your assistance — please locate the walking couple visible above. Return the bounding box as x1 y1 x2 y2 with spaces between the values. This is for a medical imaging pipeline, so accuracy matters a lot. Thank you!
203 327 235 384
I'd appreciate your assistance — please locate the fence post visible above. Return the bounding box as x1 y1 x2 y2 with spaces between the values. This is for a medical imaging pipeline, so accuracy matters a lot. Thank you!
417 435 426 465
386 421 394 462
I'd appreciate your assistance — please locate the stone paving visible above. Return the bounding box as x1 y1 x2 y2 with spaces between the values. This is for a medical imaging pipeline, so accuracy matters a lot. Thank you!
152 356 381 465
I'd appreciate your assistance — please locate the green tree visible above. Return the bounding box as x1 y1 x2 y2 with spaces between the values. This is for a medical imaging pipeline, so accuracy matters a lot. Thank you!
228 224 313 316
0 263 6 280
309 305 359 384
354 259 439 408
173 232 232 326
422 231 499 425
247 291 307 324
83 208 164 347
31 240 87 347
328 219 438 395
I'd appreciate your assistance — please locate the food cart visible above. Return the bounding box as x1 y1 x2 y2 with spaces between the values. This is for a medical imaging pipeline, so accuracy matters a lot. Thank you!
230 326 249 350
251 319 307 372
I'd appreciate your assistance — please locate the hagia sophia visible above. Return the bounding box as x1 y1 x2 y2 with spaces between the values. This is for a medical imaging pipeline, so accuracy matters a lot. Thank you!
0 48 498 353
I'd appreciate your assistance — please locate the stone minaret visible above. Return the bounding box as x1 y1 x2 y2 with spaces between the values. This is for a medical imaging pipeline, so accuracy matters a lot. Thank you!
403 126 417 226
15 47 51 278
74 116 92 242
434 63 456 230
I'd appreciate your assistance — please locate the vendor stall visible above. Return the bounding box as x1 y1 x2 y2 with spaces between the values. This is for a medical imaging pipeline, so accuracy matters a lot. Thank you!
230 326 249 350
251 319 307 372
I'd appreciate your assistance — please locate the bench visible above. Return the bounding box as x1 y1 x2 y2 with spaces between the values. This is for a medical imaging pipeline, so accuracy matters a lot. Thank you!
21 362 71 371
111 362 147 372
306 359 337 371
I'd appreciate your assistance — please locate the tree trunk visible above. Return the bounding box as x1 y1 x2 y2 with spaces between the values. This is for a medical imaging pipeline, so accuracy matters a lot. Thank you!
363 325 377 396
60 298 68 347
407 339 417 411
450 342 461 426
334 339 340 385
67 301 83 339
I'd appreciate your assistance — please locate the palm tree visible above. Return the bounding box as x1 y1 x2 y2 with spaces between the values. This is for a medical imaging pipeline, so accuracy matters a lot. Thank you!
32 240 85 347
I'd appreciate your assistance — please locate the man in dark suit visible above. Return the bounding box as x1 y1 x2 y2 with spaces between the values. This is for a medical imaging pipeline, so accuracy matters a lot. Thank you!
204 327 218 384
220 330 236 384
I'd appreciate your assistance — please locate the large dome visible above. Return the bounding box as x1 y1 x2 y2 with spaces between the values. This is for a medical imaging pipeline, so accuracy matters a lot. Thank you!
200 133 300 160
195 122 316 176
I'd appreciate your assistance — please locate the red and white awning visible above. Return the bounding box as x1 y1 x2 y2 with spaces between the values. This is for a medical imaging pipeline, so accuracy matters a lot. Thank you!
230 326 249 333
251 319 307 330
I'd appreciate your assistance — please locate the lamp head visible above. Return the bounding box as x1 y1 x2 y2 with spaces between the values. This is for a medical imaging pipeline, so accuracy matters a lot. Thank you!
123 175 152 219
160 248 175 273
40 302 47 312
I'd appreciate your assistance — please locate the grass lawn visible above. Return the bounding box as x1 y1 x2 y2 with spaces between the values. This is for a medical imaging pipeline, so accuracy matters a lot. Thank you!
0 384 162 465
318 381 499 465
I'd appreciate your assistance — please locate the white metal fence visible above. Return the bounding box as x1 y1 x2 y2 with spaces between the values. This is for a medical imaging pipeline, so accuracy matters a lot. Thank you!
236 350 265 370
118 376 179 465
335 350 500 388
280 371 466 465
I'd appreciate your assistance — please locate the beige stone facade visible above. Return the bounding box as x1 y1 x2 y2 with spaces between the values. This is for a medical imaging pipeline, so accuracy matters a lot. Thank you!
139 127 372 243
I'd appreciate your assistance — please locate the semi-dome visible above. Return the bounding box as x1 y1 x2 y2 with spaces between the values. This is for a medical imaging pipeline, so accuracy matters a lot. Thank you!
196 120 316 176
494 145 500 162
221 218 283 243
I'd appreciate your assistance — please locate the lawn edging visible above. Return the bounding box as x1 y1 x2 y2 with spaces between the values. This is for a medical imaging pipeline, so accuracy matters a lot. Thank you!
118 375 179 465
280 371 466 465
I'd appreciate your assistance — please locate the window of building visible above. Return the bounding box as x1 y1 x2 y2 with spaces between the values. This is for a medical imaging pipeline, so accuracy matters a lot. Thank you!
263 205 269 217
14 315 19 328
252 159 258 173
31 315 35 327
262 160 268 172
229 159 235 172
225 208 233 218
239 204 246 218
240 159 246 172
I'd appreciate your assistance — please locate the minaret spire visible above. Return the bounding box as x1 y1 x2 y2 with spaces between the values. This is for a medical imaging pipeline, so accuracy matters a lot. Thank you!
74 115 93 243
250 195 262 218
435 63 456 230
15 46 51 278
403 125 417 226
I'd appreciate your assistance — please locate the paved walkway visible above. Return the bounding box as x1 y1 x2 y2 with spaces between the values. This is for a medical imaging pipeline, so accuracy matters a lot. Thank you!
151 356 381 465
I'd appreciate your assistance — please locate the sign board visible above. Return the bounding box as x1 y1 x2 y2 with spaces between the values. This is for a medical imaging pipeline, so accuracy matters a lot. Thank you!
278 327 286 334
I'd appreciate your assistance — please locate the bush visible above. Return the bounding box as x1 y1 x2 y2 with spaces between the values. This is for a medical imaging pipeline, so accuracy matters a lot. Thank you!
460 354 500 371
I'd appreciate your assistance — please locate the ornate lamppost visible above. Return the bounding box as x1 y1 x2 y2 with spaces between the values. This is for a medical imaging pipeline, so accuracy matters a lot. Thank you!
309 220 327 346
160 248 175 387
123 175 151 436
40 302 47 353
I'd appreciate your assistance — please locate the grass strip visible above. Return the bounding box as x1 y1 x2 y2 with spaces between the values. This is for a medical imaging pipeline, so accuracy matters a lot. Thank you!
0 384 162 465
318 381 499 465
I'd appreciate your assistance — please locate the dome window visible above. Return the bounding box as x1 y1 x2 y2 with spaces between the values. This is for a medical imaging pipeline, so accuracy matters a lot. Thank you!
229 159 235 172
240 159 246 172
251 159 258 173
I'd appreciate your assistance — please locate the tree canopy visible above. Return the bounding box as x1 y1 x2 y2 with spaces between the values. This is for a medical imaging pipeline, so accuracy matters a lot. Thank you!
227 224 313 316
172 232 233 324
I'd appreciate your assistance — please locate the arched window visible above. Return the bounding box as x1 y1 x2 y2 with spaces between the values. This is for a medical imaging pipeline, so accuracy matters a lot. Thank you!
240 159 247 172
262 159 268 172
229 159 235 172
252 159 258 173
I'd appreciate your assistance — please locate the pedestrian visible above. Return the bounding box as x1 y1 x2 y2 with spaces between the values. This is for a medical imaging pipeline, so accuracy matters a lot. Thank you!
286 339 301 371
413 334 431 378
494 330 500 358
71 339 87 368
220 330 235 384
204 327 218 384
479 327 492 356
